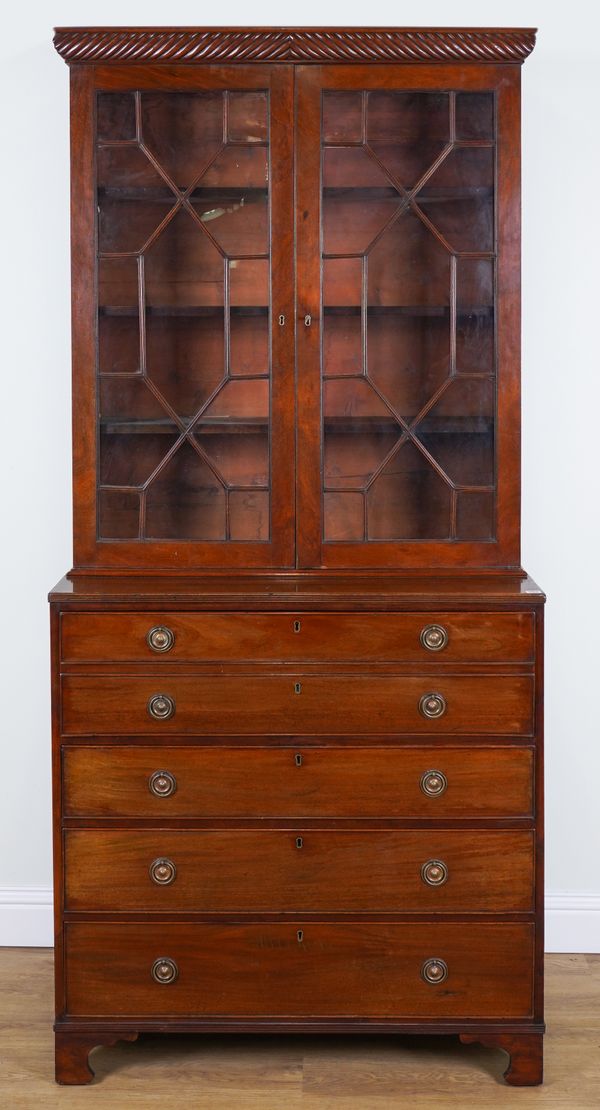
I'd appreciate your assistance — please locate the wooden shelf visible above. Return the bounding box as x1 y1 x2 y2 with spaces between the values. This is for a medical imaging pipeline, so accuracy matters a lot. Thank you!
100 417 269 435
323 305 493 317
324 416 493 435
323 186 493 200
100 305 492 319
98 186 268 201
100 414 492 436
99 306 269 318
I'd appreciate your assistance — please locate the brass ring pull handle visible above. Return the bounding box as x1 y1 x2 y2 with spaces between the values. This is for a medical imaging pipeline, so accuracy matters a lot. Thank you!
149 858 177 885
419 692 447 719
421 859 448 886
421 958 448 985
147 693 175 721
420 770 448 797
146 626 175 653
420 624 448 652
148 770 177 798
151 957 178 985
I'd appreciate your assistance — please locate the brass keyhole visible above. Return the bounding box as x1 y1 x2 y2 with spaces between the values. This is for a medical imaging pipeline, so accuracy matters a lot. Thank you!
296 837 303 849
297 930 304 943
295 753 303 767
293 620 301 633
294 682 302 694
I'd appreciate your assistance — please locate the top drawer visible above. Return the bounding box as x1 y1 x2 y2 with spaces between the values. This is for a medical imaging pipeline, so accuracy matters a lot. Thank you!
60 611 534 664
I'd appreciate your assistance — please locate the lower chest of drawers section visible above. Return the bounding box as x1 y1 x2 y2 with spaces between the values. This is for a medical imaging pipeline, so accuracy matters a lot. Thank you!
56 605 539 1026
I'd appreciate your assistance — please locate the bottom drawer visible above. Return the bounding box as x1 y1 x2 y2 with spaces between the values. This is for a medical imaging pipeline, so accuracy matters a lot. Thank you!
65 922 534 1019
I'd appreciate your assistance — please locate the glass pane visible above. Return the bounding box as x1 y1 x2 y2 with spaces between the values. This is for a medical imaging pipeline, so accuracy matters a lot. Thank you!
141 92 224 187
416 147 494 253
97 93 136 142
321 89 496 543
96 90 271 543
145 441 226 541
368 91 449 189
367 442 452 540
455 93 494 141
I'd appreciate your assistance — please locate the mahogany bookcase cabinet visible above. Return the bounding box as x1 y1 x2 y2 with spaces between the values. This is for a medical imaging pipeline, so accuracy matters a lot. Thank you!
50 27 544 1087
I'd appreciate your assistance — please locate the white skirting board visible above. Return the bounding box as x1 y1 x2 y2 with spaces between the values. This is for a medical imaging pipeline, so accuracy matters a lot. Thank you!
545 893 600 954
0 888 599 952
0 888 54 947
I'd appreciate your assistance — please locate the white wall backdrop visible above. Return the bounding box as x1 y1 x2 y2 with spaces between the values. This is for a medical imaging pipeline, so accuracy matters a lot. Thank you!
0 0 598 951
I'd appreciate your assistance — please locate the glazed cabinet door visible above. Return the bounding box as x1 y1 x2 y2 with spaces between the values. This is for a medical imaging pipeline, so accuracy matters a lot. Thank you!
72 65 294 569
296 64 520 570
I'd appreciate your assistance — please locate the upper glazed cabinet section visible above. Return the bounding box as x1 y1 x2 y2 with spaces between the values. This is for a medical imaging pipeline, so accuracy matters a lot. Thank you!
55 29 535 572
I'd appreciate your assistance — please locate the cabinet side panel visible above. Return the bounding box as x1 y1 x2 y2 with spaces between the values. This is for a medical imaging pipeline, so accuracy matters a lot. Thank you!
495 68 521 568
534 606 545 1022
50 605 66 1018
70 67 98 568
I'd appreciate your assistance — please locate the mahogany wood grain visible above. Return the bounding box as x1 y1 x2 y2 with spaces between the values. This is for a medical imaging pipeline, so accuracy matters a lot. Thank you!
64 921 535 1018
51 27 542 1089
62 744 534 819
53 28 538 67
64 828 534 913
61 673 534 735
69 67 96 576
50 573 546 600
55 1031 138 1085
533 606 545 1025
60 610 534 663
459 1031 543 1085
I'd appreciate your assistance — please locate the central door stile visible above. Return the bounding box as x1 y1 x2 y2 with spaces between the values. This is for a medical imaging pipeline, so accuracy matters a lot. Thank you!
295 66 323 568
269 65 297 567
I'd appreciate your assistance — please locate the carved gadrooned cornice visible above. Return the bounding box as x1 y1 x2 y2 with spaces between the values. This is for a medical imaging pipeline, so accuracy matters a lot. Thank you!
53 27 537 66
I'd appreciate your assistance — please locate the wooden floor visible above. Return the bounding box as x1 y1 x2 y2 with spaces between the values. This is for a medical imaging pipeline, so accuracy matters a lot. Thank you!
1 950 599 1108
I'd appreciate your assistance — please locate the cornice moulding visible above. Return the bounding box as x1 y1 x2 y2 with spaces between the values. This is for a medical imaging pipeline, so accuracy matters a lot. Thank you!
53 27 537 66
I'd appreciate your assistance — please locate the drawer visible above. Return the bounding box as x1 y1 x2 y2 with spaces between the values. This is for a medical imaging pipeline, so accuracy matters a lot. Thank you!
64 829 534 913
60 611 534 664
63 745 534 819
64 921 534 1018
61 674 534 735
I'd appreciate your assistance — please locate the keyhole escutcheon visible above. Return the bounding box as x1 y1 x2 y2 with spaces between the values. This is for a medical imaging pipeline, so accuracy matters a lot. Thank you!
295 753 303 767
293 620 301 633
296 837 303 849
294 682 302 694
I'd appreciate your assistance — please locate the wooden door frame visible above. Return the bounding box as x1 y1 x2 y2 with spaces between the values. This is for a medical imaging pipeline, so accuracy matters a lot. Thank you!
295 63 522 571
70 64 295 573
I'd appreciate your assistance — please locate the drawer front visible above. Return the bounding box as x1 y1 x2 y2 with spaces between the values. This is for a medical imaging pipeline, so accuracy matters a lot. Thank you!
65 922 534 1018
61 674 534 736
64 829 534 913
63 745 534 819
60 611 534 664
